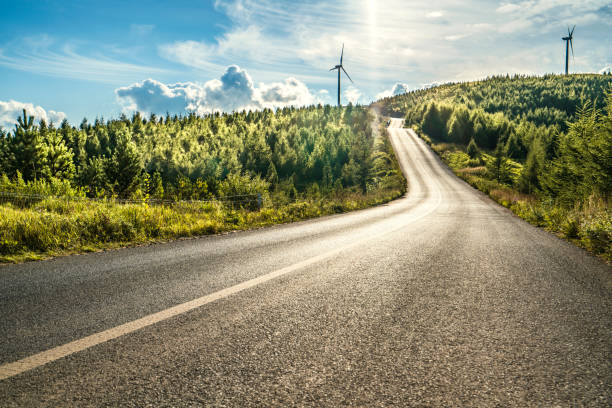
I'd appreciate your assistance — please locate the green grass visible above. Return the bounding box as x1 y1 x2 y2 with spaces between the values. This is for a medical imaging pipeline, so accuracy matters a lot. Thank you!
0 187 404 264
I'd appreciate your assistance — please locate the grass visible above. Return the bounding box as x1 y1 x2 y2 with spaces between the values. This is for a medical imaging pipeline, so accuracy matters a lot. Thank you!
0 187 405 264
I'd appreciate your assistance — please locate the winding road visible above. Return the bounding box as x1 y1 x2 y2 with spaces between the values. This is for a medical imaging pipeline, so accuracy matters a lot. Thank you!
1 119 610 406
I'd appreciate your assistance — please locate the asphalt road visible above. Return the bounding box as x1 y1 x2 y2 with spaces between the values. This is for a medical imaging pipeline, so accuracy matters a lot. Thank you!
1 119 610 406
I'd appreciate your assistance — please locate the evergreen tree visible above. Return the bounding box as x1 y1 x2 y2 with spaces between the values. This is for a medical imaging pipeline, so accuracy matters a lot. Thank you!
42 130 76 180
518 142 542 194
446 106 473 144
10 109 45 181
488 142 510 184
505 131 527 160
0 128 12 174
466 138 479 158
80 157 110 197
265 162 278 186
342 131 372 193
110 134 143 197
421 103 446 140
150 171 164 199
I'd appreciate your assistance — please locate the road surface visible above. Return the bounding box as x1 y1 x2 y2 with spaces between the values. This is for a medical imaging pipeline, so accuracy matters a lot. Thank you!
1 119 610 406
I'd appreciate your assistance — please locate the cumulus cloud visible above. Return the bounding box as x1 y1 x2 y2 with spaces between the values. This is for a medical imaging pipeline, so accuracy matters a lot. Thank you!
258 77 316 109
115 65 317 115
343 86 362 104
375 83 410 100
0 100 66 131
115 80 206 114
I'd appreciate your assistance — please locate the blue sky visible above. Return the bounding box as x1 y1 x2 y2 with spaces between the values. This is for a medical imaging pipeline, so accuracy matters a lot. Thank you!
1 0 611 128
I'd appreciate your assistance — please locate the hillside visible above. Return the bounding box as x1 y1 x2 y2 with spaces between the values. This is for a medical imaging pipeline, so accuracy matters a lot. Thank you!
380 73 612 129
377 73 612 261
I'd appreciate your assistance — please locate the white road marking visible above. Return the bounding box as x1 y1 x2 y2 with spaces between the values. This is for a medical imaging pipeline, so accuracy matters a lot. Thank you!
0 124 441 381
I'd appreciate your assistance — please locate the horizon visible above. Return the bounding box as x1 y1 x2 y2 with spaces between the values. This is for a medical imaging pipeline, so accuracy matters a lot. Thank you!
1 0 611 129
4 72 612 131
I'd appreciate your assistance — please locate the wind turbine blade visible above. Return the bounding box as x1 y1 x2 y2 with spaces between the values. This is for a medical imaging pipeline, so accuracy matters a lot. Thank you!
570 25 575 36
341 66 353 83
330 67 337 71
340 43 344 65
570 38 574 60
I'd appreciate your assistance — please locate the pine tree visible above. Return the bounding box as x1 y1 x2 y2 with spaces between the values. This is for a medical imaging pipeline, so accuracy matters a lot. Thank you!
110 133 143 197
421 103 446 140
488 142 510 183
42 130 76 180
446 106 473 144
0 128 12 174
150 171 164 199
10 109 45 181
519 142 542 194
80 157 110 197
505 131 527 160
466 138 479 158
265 162 278 186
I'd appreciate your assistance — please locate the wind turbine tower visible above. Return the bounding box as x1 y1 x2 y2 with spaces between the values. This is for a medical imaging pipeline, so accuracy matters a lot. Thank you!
330 44 353 106
562 26 575 75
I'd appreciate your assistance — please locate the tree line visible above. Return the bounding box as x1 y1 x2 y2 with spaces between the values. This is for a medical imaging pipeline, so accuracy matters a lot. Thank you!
0 104 404 202
378 74 612 205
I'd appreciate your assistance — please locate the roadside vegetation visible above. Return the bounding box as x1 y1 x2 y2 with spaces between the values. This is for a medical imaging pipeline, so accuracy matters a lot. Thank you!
378 74 612 262
0 105 405 262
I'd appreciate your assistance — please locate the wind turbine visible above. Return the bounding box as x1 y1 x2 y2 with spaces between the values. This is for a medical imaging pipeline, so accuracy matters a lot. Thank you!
562 26 575 75
329 44 353 106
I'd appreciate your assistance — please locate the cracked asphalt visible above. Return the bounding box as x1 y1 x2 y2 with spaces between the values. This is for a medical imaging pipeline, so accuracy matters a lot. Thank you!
0 119 610 406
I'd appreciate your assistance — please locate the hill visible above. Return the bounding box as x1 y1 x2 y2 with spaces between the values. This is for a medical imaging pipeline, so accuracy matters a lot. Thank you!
377 73 612 261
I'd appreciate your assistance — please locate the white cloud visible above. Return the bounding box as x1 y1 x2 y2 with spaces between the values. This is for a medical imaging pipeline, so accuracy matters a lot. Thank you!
445 34 468 41
493 0 610 33
426 11 444 18
159 25 281 74
115 80 207 114
599 66 611 74
496 3 522 14
376 83 410 100
6 0 611 119
0 100 66 131
420 81 444 89
115 65 317 115
343 86 362 104
258 77 316 109
197 0 612 90
158 40 216 71
0 38 169 83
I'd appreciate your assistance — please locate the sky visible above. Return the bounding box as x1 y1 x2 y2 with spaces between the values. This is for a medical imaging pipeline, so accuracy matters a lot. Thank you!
0 0 611 129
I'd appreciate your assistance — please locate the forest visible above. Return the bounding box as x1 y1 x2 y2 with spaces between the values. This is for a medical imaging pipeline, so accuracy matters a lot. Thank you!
0 105 405 261
0 104 405 200
378 73 612 261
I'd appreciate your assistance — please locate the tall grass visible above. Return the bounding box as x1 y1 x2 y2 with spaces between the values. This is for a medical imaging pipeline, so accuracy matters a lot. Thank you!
0 186 404 263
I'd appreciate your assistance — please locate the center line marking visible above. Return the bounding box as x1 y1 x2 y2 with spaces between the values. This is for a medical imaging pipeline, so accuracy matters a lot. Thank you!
0 126 440 381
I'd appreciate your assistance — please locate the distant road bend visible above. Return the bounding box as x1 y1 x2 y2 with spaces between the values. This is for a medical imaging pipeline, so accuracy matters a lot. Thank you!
1 119 610 406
